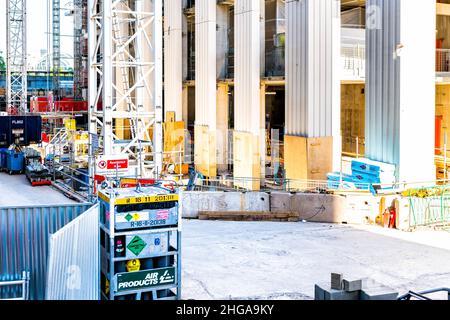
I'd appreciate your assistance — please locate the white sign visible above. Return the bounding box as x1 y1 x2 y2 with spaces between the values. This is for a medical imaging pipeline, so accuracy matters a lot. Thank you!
96 155 129 177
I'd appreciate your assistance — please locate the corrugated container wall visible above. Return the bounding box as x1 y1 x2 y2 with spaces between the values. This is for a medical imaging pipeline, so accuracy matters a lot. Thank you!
164 0 183 121
234 0 261 135
195 0 217 129
0 204 92 300
46 205 99 300
285 0 341 138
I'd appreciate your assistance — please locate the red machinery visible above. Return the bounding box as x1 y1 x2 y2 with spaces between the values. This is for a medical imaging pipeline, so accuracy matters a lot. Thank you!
30 97 89 113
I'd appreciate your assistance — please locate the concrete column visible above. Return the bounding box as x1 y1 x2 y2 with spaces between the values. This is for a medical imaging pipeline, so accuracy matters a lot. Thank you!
194 0 217 177
260 83 267 180
365 0 436 182
260 0 266 78
217 83 229 174
164 0 183 121
114 3 129 141
217 5 229 80
182 85 189 128
234 0 263 190
285 0 341 184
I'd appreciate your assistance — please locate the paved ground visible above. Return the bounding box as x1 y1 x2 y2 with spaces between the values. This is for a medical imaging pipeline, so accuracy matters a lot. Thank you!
0 173 76 206
182 220 450 300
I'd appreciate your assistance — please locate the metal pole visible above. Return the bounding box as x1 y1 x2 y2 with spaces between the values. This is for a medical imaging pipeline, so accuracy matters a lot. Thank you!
445 130 448 181
154 0 164 177
356 136 359 159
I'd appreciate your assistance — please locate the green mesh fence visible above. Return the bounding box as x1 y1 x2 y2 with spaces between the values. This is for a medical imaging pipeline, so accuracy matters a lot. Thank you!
408 187 450 228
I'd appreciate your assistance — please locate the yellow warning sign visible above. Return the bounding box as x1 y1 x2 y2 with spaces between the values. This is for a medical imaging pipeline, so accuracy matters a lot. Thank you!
105 278 110 295
98 192 109 203
114 194 179 205
98 192 179 205
126 259 141 272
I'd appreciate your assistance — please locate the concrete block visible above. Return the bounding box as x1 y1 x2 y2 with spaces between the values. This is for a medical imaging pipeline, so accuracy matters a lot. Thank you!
360 289 398 301
397 198 411 231
343 279 363 292
243 193 270 212
314 284 325 300
343 195 378 225
331 273 343 290
291 194 346 223
181 192 270 218
359 280 398 300
315 283 360 301
180 192 241 218
270 192 293 213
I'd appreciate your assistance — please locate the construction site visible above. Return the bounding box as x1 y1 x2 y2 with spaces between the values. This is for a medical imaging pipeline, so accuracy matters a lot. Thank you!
0 0 450 301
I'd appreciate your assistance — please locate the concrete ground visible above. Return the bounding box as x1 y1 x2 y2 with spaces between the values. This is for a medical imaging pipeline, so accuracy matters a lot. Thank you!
0 172 76 206
182 220 450 300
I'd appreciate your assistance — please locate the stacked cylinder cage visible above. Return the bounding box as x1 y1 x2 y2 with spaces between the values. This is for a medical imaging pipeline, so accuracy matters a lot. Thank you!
99 186 181 300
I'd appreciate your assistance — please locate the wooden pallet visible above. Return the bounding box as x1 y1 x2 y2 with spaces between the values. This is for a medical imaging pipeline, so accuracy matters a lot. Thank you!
198 211 300 222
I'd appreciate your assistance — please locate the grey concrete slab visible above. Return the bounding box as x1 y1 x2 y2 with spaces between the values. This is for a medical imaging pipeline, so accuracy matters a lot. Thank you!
0 173 76 206
181 220 450 300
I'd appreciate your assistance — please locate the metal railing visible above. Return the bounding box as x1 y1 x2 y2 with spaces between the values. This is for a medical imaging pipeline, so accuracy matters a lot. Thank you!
0 272 30 300
398 288 450 300
436 49 450 75
191 177 372 193
406 185 450 229
340 46 450 79
341 43 365 79
265 47 285 77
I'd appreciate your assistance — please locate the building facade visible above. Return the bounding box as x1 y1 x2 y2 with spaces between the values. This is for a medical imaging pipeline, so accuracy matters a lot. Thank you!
161 0 443 188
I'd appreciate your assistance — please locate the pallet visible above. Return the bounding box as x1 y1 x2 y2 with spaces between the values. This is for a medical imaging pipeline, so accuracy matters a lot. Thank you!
198 211 300 222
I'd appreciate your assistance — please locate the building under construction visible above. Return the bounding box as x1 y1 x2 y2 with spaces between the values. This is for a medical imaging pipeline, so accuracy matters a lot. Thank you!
1 0 449 189
1 0 450 302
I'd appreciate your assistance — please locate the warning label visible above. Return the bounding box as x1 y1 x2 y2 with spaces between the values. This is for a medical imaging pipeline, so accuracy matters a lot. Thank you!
127 236 147 256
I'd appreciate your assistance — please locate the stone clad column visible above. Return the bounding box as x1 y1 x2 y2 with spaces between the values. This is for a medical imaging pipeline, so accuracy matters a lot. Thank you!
194 0 217 177
233 0 263 190
365 0 436 182
285 0 342 185
164 0 183 121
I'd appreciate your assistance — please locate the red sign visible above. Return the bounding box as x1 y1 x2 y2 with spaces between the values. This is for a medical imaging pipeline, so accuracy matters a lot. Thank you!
107 159 129 170
98 160 107 170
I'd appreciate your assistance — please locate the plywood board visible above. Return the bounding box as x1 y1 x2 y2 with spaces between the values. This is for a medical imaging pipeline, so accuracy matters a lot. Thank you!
165 111 176 123
285 135 335 183
341 83 365 156
163 121 185 163
284 135 308 181
194 125 217 178
233 131 261 191
307 137 334 181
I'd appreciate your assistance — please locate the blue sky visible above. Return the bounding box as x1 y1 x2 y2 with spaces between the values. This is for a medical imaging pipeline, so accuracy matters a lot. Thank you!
0 0 74 67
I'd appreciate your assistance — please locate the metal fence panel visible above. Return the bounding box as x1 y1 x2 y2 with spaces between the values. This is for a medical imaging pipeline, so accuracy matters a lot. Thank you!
46 204 99 300
409 195 450 228
0 203 92 300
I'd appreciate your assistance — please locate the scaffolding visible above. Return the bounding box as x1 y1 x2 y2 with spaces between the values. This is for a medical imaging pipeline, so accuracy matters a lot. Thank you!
88 0 163 197
52 0 61 98
6 0 27 115
73 0 88 100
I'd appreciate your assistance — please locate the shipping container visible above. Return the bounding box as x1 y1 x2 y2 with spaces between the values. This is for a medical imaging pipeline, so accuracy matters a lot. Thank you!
0 116 42 147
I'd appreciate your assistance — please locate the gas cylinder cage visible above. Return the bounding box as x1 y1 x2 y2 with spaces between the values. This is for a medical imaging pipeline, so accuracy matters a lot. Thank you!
98 186 181 300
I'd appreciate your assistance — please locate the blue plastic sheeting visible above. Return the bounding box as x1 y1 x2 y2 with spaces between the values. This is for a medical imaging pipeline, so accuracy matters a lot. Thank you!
0 203 93 300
